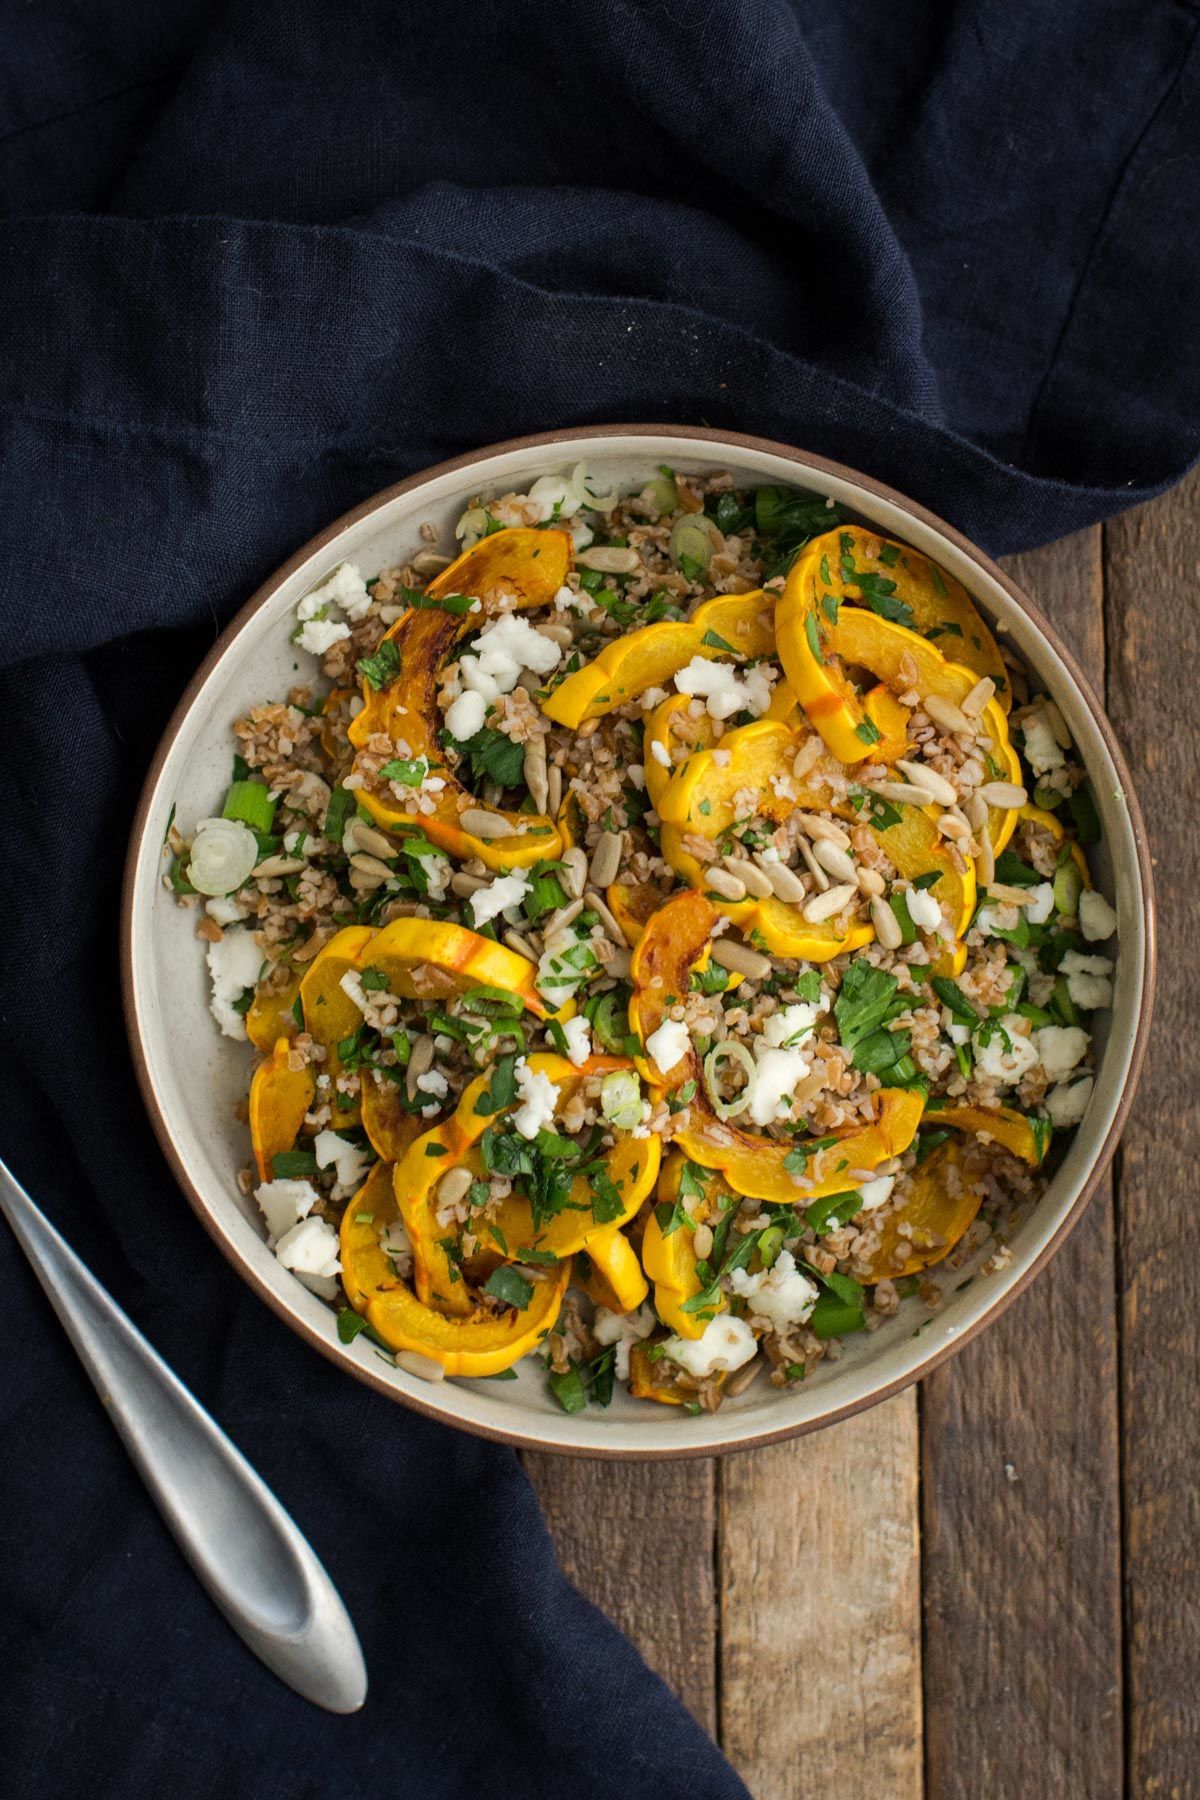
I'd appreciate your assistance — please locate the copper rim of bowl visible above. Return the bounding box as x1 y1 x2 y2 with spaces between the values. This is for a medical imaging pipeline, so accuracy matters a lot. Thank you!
120 424 1157 1460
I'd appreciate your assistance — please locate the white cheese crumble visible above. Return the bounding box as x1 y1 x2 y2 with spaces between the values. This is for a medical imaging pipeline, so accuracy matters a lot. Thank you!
747 1046 811 1127
275 1215 341 1280
1079 889 1117 942
458 614 561 701
299 561 372 623
296 617 352 657
1060 951 1114 1010
313 1130 371 1198
205 928 264 1040
561 1014 592 1066
972 1014 1040 1086
650 739 672 768
445 689 487 740
1025 882 1055 925
856 1174 896 1212
672 656 775 721
1033 1024 1090 1081
512 1058 560 1138
253 1177 319 1245
592 1304 656 1379
906 887 942 933
1022 709 1066 776
469 868 531 927
662 1313 757 1378
728 1249 818 1328
645 1019 690 1075
760 1001 824 1048
1046 1076 1094 1128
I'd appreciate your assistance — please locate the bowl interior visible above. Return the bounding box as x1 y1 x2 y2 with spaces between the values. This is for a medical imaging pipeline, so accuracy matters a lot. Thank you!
124 431 1150 1455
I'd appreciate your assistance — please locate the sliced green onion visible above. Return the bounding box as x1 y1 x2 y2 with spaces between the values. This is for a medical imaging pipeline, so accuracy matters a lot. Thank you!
187 817 259 896
643 472 678 517
757 1226 785 1268
669 514 722 578
702 1039 755 1121
222 779 276 834
1052 852 1083 918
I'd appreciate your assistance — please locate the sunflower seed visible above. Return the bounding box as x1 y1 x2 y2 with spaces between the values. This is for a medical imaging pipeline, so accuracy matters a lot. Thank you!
435 1164 475 1208
802 883 857 923
711 938 773 979
589 830 624 889
584 889 627 944
502 929 538 962
977 780 1028 808
411 550 454 575
546 764 563 814
450 870 489 896
252 855 307 878
856 866 886 897
811 839 858 884
796 836 829 890
350 819 399 860
936 811 971 842
560 846 588 899
896 758 958 807
977 830 996 885
795 813 852 849
691 1223 715 1260
544 897 584 938
723 857 773 898
459 808 516 838
867 779 935 808
523 739 549 814
924 693 975 736
705 866 747 902
724 1356 764 1398
348 853 395 881
871 895 903 949
395 1350 447 1383
990 882 1035 906
961 676 996 717
406 1034 435 1101
764 860 808 903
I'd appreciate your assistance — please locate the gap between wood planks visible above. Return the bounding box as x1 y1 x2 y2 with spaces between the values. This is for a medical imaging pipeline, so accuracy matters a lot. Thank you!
525 513 1189 1797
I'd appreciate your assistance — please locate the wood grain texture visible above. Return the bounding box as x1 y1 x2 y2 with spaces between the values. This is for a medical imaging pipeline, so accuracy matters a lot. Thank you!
921 528 1125 1800
524 1454 718 1735
719 1392 923 1799
1105 476 1200 1796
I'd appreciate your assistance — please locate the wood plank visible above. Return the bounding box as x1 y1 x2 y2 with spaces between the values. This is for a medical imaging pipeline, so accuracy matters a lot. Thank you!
525 1454 718 1734
1104 475 1200 1795
921 528 1125 1800
719 1392 923 1799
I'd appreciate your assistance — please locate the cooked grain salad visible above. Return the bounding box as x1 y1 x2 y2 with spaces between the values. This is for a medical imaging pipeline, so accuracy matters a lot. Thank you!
168 465 1117 1415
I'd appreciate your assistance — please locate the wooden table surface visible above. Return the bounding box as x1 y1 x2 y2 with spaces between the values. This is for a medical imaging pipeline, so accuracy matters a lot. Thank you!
526 470 1200 1800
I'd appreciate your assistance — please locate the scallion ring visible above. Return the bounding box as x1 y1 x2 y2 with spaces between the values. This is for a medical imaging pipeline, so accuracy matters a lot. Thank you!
669 513 723 576
187 817 259 896
703 1038 756 1121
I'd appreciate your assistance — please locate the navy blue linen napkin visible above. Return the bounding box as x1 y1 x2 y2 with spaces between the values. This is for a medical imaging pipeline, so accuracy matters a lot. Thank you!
1 2 1198 1794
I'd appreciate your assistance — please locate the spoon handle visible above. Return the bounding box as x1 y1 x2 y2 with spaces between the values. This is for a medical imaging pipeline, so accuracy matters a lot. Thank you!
0 1156 367 1714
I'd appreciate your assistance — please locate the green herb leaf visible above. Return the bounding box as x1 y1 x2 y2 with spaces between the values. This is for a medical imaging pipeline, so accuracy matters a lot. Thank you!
483 1265 534 1310
356 638 402 690
271 1150 318 1178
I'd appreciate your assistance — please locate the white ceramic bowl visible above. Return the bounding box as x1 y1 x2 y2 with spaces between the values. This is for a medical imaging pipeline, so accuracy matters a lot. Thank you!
122 427 1154 1457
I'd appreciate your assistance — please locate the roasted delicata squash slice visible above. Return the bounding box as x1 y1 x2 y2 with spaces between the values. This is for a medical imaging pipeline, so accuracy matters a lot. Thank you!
642 692 719 807
578 1225 650 1315
926 1102 1051 1168
641 1153 731 1339
298 924 376 1125
859 1141 984 1280
360 1073 425 1164
393 1054 657 1313
543 590 776 729
245 966 303 1053
629 895 925 1203
348 527 572 870
340 1167 571 1375
248 1038 315 1181
362 917 549 1015
627 1340 727 1407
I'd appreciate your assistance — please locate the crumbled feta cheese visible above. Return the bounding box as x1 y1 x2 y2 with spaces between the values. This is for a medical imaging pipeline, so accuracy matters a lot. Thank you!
1060 951 1114 1011
512 1058 560 1139
906 887 942 933
526 475 581 520
338 969 372 1018
1033 1024 1090 1080
458 614 561 702
379 1217 413 1277
299 561 372 623
856 1174 896 1212
415 1068 449 1100
1025 882 1055 925
205 896 245 926
296 617 352 656
650 739 672 768
728 1249 818 1328
445 689 487 740
553 583 592 614
1079 889 1117 942
639 686 669 710
568 516 594 551
947 1021 971 1046
663 1313 757 1378
469 868 531 927
205 928 264 1039
645 1019 690 1075
672 656 774 721
972 1014 1040 1086
561 1014 592 1066
1022 709 1065 776
760 1001 823 1048
1046 1076 1094 1128
275 1215 341 1279
592 1304 655 1379
747 1047 810 1126
424 854 451 901
253 1178 319 1245
313 1130 371 1197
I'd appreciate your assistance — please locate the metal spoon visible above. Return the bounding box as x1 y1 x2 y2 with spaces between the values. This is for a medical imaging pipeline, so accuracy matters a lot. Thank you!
0 1155 368 1714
